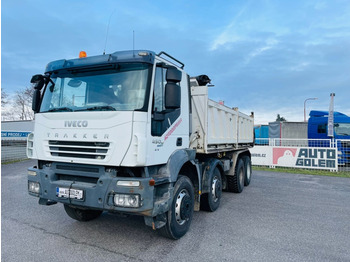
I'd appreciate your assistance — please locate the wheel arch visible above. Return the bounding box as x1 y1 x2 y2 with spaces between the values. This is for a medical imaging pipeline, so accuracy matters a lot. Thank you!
158 149 201 211
158 149 197 182
202 158 225 194
229 149 251 176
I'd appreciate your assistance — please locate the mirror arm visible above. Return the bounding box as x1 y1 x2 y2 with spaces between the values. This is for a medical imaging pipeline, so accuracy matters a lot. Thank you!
47 77 55 86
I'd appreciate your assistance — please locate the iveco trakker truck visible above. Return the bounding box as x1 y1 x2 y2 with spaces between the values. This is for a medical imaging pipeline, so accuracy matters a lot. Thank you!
27 50 254 239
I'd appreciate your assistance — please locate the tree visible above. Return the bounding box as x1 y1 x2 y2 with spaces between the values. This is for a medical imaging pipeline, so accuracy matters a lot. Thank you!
13 87 34 120
1 89 15 121
276 114 286 122
1 89 9 107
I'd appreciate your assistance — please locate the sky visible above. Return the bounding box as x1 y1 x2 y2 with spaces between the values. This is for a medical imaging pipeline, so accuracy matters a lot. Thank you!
2 0 350 124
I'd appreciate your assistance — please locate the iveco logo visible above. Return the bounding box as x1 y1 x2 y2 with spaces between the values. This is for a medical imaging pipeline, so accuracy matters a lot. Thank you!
64 120 88 127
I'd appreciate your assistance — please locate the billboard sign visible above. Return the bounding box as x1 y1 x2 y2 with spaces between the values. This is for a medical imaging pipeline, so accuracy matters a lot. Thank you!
251 145 338 171
250 147 272 166
1 131 31 138
273 147 337 170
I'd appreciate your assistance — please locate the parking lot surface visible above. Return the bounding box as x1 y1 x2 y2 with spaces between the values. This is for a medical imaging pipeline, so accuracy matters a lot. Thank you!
2 160 350 261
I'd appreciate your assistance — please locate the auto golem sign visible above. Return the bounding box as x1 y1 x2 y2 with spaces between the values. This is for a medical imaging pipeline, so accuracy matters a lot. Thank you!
273 147 337 171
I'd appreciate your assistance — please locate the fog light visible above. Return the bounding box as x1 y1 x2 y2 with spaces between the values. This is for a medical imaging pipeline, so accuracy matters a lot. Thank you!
114 194 140 208
116 181 140 187
28 170 37 176
28 181 40 194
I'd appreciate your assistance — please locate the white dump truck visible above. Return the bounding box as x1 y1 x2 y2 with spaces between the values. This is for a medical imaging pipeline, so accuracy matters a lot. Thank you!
27 50 254 239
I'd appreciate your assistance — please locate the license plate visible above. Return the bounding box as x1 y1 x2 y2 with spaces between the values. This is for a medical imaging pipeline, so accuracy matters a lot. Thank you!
56 187 84 200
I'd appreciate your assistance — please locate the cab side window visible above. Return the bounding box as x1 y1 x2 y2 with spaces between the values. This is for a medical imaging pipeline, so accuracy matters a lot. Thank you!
151 64 181 137
317 124 327 134
153 67 167 113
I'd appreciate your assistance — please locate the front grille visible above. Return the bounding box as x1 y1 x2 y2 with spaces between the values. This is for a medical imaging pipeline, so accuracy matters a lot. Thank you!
49 140 110 160
56 164 99 173
57 174 99 184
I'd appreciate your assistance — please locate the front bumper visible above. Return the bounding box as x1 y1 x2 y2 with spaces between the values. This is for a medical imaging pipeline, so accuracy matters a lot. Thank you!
27 162 163 216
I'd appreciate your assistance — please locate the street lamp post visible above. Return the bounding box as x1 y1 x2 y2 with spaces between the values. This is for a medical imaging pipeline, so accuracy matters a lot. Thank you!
304 97 318 122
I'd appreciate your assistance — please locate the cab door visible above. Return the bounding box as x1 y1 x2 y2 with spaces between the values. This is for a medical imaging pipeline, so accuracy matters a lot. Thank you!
146 60 189 165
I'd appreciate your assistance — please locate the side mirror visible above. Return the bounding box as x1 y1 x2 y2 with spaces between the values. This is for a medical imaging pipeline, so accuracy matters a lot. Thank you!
165 83 180 109
31 74 46 90
32 89 41 113
164 67 181 109
166 67 182 83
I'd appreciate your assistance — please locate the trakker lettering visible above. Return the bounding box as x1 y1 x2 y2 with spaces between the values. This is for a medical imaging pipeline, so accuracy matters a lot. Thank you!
64 120 88 127
47 133 109 140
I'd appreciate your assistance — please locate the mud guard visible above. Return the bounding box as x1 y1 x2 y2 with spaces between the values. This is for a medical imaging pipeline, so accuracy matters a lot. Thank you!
158 149 197 182
201 158 224 194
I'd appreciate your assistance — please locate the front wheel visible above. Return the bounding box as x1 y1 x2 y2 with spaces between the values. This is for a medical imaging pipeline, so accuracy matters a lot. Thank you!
64 204 103 222
159 176 194 239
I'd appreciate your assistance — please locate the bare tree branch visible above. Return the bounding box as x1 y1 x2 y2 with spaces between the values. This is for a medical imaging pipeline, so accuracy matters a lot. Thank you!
13 87 34 120
1 89 9 107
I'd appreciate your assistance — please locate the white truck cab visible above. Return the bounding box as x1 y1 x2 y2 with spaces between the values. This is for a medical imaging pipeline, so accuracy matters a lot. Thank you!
27 50 254 239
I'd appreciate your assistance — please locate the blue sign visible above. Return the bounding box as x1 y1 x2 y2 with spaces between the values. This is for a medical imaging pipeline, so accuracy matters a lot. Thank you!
1 131 31 138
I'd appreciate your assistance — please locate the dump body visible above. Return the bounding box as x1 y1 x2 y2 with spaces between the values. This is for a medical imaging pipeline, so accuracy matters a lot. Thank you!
190 84 254 153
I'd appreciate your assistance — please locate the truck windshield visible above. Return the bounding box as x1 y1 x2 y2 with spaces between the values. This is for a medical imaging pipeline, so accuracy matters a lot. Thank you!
334 123 350 136
40 63 151 113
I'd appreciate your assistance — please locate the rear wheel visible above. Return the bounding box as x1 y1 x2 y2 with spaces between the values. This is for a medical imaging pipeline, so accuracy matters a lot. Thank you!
159 176 194 239
64 204 103 222
227 158 245 193
201 167 222 212
243 155 252 186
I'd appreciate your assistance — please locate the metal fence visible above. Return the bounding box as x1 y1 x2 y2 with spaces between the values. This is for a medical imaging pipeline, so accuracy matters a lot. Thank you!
255 138 335 147
1 139 28 163
253 138 350 172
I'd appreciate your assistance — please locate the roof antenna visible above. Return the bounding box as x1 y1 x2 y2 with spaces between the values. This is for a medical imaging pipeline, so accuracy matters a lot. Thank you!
103 9 116 55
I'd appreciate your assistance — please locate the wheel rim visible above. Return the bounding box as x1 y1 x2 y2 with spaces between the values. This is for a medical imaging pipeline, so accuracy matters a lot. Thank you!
239 168 244 186
175 189 191 226
246 163 251 180
211 176 221 202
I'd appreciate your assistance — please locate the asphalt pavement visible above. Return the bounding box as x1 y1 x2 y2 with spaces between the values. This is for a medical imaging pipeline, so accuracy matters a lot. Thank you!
2 159 350 261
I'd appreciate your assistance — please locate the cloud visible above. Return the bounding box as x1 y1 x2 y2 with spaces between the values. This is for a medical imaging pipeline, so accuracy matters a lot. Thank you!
244 38 279 65
210 3 250 51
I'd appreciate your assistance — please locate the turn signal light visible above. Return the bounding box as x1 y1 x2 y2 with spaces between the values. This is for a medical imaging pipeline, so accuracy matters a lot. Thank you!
79 51 87 58
149 179 155 186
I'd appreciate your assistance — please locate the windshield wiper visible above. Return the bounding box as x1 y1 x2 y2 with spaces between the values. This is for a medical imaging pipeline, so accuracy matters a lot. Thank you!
76 106 116 112
46 107 73 112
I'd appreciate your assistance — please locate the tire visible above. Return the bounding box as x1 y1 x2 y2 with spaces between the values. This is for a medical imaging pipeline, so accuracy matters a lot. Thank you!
227 158 245 193
243 155 252 186
159 176 194 239
64 204 103 222
201 167 222 212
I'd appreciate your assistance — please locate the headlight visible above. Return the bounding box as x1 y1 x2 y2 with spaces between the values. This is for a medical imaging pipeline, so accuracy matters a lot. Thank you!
114 194 140 208
28 181 40 194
